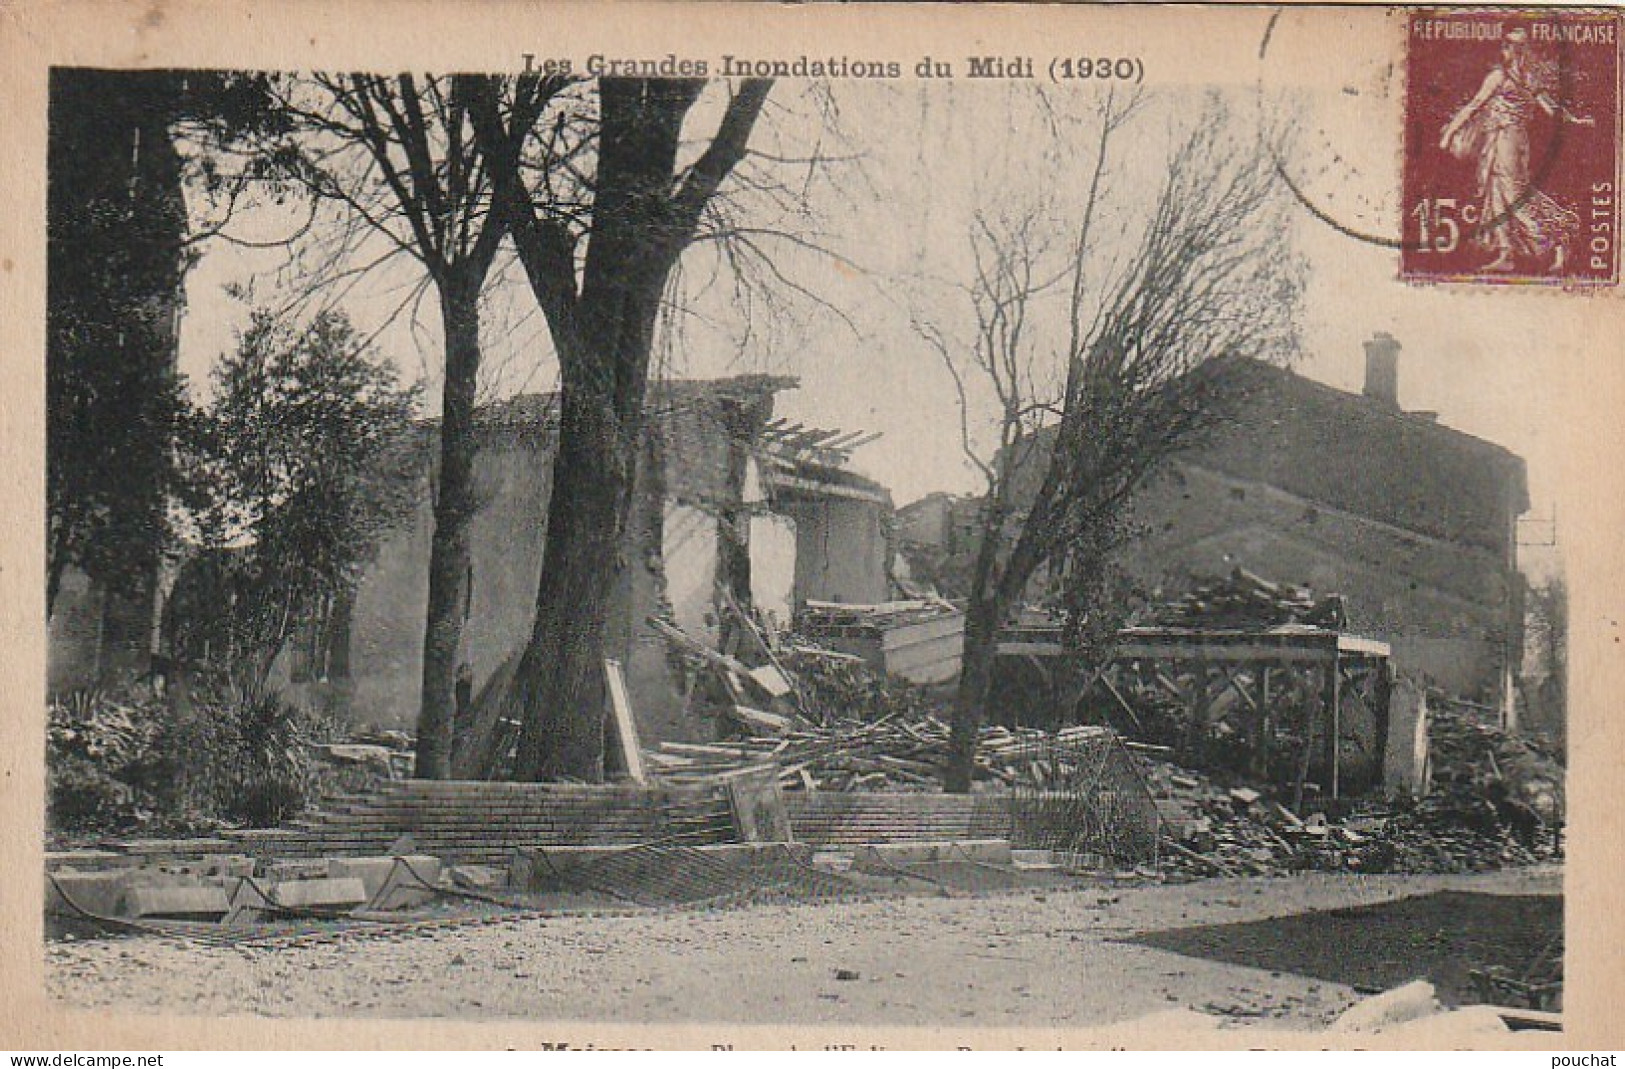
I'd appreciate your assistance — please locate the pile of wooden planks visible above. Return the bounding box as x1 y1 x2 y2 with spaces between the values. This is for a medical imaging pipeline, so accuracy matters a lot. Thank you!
648 612 813 731
799 598 959 629
1147 567 1345 630
644 717 1117 793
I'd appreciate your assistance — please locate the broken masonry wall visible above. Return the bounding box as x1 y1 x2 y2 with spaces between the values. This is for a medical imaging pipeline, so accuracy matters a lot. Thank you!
293 385 782 752
267 379 914 758
779 494 893 607
621 407 707 748
1383 676 1432 797
301 424 559 732
992 358 1527 711
662 503 721 646
749 513 798 629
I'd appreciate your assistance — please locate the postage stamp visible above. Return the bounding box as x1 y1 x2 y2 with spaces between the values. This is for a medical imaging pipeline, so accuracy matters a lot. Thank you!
1402 8 1622 285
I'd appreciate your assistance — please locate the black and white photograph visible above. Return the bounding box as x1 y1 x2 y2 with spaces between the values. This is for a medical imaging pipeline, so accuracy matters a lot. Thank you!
5 0 1619 1052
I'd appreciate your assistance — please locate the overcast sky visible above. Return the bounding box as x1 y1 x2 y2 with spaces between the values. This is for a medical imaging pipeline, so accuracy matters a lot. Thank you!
176 25 1577 580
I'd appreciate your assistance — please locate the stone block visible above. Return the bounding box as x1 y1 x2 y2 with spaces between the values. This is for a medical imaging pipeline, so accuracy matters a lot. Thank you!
125 884 230 920
156 855 256 880
328 856 441 910
1330 979 1440 1033
265 876 368 910
264 859 331 882
105 837 240 856
448 863 510 893
851 839 1013 871
45 870 129 918
45 850 128 872
223 875 368 923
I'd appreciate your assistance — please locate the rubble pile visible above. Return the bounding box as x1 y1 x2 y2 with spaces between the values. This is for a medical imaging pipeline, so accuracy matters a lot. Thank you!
1147 722 1565 879
777 643 939 726
646 718 1119 793
1427 703 1565 827
1145 567 1345 630
566 605 1569 879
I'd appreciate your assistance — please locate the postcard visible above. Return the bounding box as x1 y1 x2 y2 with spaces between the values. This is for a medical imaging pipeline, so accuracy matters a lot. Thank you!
2 0 1620 1052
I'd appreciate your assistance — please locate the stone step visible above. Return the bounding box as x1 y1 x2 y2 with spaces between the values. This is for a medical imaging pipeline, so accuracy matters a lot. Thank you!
850 840 1014 869
328 855 442 910
126 884 231 920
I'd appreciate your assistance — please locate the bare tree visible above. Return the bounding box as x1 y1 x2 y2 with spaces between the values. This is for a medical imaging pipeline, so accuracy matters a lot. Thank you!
920 95 1302 791
269 74 568 778
463 76 772 782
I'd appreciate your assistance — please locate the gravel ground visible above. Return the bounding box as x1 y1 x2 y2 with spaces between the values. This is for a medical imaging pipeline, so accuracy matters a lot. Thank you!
45 866 1560 1029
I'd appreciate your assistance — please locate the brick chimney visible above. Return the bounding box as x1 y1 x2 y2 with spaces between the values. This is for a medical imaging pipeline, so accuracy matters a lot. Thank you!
1363 332 1401 407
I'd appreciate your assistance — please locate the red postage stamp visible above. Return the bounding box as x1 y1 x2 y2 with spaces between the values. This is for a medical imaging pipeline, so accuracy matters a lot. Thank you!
1403 8 1622 285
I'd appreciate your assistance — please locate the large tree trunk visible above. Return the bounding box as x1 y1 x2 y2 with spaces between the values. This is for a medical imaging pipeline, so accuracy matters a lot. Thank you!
509 378 644 781
947 593 1004 793
48 72 189 665
414 278 483 779
945 495 1049 792
467 77 770 782
502 81 698 783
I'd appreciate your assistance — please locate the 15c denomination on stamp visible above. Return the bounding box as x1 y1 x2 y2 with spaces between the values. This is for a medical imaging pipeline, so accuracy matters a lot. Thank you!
1403 8 1622 285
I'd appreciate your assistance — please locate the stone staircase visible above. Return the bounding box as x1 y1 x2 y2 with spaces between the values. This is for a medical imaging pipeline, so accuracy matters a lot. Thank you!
783 791 1015 846
223 779 736 866
54 783 1034 873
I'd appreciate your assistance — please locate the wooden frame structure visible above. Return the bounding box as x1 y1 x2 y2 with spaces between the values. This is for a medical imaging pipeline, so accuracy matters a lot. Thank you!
996 624 1393 804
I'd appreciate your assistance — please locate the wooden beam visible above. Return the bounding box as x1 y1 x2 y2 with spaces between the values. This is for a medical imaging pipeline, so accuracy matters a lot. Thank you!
1292 693 1316 814
1098 671 1146 736
1114 639 1339 664
1220 666 1260 713
760 470 891 505
1256 665 1274 779
1185 662 1212 760
1323 661 1341 800
603 659 647 785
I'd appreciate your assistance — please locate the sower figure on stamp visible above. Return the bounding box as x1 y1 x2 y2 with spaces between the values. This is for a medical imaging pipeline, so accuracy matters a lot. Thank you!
1440 27 1595 273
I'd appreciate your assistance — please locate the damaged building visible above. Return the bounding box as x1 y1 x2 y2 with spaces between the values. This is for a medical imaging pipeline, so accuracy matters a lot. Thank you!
271 374 893 748
899 334 1530 725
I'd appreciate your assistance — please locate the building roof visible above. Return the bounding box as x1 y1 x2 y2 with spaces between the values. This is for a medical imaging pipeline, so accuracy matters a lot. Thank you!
1006 357 1529 555
473 373 799 432
763 454 892 506
449 374 890 509
1193 359 1529 553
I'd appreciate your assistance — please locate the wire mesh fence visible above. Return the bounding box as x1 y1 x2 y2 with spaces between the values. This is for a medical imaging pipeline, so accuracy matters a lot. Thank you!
1005 727 1161 864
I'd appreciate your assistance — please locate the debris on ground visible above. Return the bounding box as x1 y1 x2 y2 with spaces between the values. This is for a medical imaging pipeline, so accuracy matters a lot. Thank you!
1144 709 1565 878
1323 978 1561 1038
1427 699 1565 829
645 718 1127 793
1142 567 1346 630
648 603 1564 878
